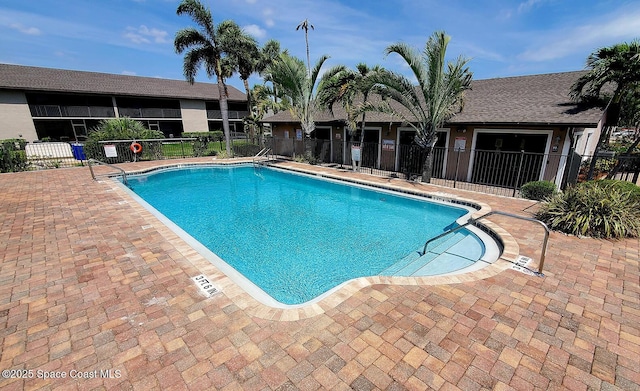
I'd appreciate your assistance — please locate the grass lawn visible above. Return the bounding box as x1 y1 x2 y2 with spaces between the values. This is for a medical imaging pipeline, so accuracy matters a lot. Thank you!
160 140 258 158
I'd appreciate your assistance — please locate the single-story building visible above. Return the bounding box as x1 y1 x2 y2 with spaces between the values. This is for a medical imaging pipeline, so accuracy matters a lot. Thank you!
263 71 607 189
0 64 248 142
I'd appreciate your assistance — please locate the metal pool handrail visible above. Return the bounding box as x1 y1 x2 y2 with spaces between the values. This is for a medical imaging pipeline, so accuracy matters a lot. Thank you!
253 147 272 165
87 158 128 186
421 210 550 276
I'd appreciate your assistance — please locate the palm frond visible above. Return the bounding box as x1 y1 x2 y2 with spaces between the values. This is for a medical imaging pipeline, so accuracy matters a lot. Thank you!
176 0 215 39
181 48 214 83
174 28 210 54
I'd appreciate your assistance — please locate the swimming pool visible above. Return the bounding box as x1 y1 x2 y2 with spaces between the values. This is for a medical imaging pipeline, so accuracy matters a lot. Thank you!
124 164 499 305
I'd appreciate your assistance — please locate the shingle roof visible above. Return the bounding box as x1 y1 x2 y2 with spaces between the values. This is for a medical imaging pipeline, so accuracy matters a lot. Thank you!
449 71 603 125
265 71 605 127
0 63 246 101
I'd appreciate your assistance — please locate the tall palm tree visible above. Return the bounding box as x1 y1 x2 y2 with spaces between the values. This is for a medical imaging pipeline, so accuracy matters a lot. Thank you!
296 19 314 74
268 52 329 137
174 0 250 156
361 31 472 182
571 39 640 178
226 25 259 115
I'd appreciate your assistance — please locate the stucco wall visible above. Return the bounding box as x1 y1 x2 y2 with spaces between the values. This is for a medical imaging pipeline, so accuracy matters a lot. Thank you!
0 90 38 141
179 99 209 133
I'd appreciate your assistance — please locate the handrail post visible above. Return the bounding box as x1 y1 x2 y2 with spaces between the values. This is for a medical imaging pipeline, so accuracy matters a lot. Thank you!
88 158 96 180
87 158 128 186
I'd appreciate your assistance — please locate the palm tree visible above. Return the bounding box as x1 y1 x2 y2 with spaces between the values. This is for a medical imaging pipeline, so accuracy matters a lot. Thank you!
226 25 259 115
243 84 289 146
318 63 384 142
571 39 640 178
317 63 385 170
257 39 287 106
571 40 640 111
174 0 251 156
362 31 472 182
268 52 329 137
296 19 314 74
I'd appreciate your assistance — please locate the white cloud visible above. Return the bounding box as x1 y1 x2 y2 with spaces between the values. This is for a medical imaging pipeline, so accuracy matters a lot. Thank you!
519 9 640 62
9 23 40 35
263 8 275 28
517 0 544 14
123 25 169 44
243 24 266 39
122 70 137 76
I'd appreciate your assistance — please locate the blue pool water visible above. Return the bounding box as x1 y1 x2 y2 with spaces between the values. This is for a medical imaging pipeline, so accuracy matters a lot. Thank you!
127 165 485 305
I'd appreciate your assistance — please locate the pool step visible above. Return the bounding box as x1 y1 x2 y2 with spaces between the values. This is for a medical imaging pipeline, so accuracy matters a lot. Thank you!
380 251 422 275
381 231 485 277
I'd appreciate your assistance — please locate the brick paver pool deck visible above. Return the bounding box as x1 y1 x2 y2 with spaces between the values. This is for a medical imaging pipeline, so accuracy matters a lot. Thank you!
0 158 638 390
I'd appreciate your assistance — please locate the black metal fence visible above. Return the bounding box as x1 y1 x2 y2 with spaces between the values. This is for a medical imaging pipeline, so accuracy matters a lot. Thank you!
0 137 262 171
82 138 263 164
266 138 640 196
4 136 639 198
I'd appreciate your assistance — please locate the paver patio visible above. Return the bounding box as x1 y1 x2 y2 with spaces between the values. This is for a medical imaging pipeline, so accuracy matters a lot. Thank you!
0 158 638 390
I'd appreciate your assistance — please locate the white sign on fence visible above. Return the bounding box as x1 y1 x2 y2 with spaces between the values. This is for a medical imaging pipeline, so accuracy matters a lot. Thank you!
382 139 395 151
454 137 466 151
104 145 118 158
351 145 361 162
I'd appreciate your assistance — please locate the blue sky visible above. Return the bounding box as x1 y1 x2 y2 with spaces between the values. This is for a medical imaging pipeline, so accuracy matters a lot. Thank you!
2 0 640 93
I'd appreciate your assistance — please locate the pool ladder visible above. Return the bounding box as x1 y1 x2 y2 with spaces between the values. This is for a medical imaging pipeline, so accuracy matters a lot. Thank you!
253 148 273 167
421 211 550 276
87 158 128 186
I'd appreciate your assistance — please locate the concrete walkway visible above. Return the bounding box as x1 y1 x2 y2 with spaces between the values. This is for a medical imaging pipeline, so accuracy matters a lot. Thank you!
0 158 637 390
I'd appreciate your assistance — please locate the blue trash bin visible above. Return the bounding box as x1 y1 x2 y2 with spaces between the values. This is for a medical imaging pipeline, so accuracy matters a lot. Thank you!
71 143 86 160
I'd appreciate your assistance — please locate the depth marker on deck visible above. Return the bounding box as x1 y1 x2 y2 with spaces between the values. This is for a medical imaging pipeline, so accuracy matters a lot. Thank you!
511 255 536 276
192 274 221 297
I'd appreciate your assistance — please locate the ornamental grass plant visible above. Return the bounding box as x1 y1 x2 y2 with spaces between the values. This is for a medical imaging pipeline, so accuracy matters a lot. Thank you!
536 183 640 239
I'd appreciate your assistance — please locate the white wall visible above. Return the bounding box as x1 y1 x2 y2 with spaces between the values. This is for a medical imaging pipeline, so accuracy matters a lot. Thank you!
0 91 38 141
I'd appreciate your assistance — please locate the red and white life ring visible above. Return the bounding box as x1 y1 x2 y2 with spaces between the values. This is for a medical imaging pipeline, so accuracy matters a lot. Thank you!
130 142 142 154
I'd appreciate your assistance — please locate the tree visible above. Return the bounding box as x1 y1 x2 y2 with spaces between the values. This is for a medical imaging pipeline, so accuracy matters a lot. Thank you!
296 19 314 74
257 39 287 106
226 25 259 117
318 63 384 142
243 84 289 147
607 84 640 178
317 63 385 170
174 0 252 156
571 39 640 179
362 31 472 182
267 52 329 137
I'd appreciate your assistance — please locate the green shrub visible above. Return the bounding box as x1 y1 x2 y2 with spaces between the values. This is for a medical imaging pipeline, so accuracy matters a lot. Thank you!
536 185 640 238
84 118 163 162
0 139 29 172
578 179 640 201
520 180 556 201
